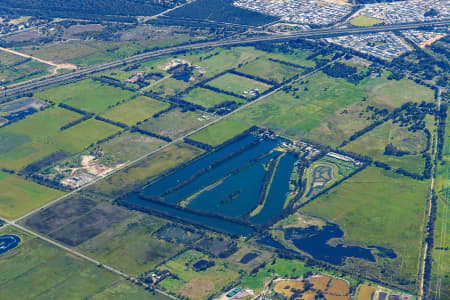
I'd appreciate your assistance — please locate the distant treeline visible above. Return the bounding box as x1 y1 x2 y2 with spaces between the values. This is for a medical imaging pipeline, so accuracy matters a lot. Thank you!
0 0 171 21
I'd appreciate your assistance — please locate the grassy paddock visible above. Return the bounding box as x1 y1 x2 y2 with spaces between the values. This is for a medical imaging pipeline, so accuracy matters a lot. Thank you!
183 87 245 108
36 79 136 113
101 96 170 126
189 118 251 146
79 214 183 275
302 167 428 280
139 108 214 139
0 172 63 220
237 57 301 83
0 226 148 299
207 73 271 97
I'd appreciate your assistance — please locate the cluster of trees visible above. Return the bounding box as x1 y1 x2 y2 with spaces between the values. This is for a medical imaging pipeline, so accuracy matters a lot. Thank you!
184 138 214 151
229 69 277 86
22 150 70 176
0 0 175 21
95 115 128 129
207 100 239 115
92 76 138 92
423 194 438 298
436 103 448 160
131 126 172 142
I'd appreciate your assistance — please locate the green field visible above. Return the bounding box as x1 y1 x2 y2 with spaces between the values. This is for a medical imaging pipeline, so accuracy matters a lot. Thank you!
99 131 166 165
139 108 214 139
308 73 434 147
0 107 80 169
158 249 241 299
0 113 119 170
36 79 136 113
0 226 159 299
207 73 271 97
343 121 428 174
350 15 385 27
302 167 429 280
79 214 183 276
193 71 366 143
101 96 170 126
183 87 245 108
237 57 301 83
0 172 63 220
240 257 314 292
189 118 251 146
360 74 434 110
148 77 191 96
90 142 203 197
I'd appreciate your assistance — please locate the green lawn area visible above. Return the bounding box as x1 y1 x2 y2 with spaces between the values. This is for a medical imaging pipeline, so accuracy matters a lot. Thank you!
0 172 63 220
350 15 384 27
79 214 183 276
207 73 271 98
302 167 429 280
90 142 203 197
240 257 314 293
99 131 166 165
158 250 241 300
183 87 245 108
0 226 156 299
342 121 427 174
139 108 214 139
237 57 301 83
36 79 136 113
101 96 170 126
189 118 251 147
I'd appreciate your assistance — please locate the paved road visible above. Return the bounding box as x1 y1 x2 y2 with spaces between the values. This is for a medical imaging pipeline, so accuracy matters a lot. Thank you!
1 19 449 99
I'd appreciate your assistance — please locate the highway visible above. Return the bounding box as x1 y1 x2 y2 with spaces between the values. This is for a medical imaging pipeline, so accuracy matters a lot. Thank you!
1 19 449 99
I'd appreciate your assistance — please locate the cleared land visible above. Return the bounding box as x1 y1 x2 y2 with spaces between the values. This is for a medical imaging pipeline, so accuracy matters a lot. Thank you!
101 96 170 126
99 131 167 165
0 226 155 299
139 108 214 139
183 87 245 108
0 172 63 220
36 79 136 113
302 167 429 280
